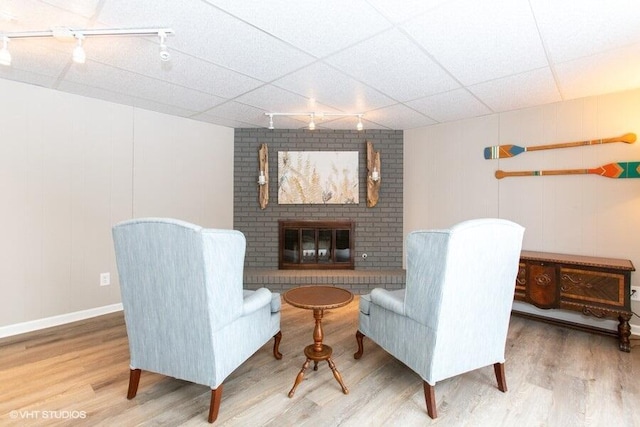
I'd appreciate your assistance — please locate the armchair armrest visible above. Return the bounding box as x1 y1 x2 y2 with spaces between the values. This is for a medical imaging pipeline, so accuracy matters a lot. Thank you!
370 288 406 316
242 288 272 316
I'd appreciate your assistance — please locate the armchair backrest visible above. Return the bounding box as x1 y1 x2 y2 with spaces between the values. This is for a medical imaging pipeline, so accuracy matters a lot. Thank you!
405 218 524 380
112 218 245 385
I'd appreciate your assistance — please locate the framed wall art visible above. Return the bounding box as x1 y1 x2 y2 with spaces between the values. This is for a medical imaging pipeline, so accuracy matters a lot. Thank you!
278 151 359 204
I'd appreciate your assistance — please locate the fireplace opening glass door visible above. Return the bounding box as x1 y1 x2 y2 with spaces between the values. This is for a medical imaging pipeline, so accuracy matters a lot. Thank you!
279 220 354 269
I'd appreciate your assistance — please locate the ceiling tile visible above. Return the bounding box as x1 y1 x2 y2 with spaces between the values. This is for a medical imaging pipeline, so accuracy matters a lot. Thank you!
365 103 437 129
402 0 548 86
62 60 226 112
58 79 198 118
469 67 561 112
272 62 396 112
530 0 640 62
555 44 640 100
233 84 338 113
205 0 391 57
97 0 316 81
406 88 492 123
365 0 451 24
326 28 460 102
83 37 264 99
39 0 101 18
194 100 270 128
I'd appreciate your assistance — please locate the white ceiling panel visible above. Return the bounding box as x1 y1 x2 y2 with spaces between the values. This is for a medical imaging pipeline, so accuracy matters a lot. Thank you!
530 0 640 63
469 67 561 113
84 37 263 99
326 28 460 102
234 84 338 113
402 0 548 86
555 44 640 100
365 0 451 24
366 103 437 129
205 0 391 58
273 62 396 112
406 89 491 123
63 60 226 112
58 79 198 118
40 0 101 18
97 0 316 81
1 1 640 131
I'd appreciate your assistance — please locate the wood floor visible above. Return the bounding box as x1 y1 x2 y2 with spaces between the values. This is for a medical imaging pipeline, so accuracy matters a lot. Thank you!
1 297 639 426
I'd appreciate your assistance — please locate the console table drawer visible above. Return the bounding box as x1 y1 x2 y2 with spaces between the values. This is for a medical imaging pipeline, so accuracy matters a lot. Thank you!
560 268 626 307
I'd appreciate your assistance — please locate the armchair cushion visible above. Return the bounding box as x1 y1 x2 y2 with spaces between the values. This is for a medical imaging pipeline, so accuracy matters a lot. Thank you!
370 288 406 316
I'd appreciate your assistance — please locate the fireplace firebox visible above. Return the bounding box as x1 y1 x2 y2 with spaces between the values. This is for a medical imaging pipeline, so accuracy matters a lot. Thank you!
278 220 355 269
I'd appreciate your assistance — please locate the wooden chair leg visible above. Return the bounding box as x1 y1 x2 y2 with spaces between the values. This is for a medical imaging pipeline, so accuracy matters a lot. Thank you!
273 331 283 360
208 385 224 423
354 330 365 359
494 362 507 392
423 381 437 419
127 368 141 399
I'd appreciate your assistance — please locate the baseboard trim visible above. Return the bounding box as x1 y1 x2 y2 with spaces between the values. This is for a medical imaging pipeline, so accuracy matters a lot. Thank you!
0 303 123 339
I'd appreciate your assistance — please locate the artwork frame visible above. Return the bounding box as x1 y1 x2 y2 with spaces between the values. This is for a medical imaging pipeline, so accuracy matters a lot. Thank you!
278 151 359 204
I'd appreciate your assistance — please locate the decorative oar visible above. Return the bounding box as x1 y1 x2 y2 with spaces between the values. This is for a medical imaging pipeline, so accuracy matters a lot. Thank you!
495 161 640 179
484 133 636 160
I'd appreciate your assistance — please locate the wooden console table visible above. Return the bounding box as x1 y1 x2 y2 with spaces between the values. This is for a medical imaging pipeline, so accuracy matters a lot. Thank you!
515 251 635 352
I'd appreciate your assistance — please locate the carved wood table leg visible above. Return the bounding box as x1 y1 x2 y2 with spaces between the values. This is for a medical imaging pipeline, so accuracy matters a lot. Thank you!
618 313 632 353
288 359 311 398
327 358 349 394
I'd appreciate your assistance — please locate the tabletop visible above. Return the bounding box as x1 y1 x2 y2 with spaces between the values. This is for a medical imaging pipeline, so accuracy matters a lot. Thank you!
283 285 353 310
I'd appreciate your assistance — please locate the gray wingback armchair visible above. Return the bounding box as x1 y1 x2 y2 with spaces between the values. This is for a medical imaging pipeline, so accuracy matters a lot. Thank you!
112 218 282 423
354 218 524 419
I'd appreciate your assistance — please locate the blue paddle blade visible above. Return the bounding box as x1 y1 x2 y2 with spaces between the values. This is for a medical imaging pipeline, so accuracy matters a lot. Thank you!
484 144 526 159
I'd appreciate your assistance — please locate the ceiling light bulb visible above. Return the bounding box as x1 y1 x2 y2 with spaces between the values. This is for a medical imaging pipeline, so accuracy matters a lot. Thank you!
0 37 11 66
357 115 363 131
158 31 170 61
308 114 316 130
72 35 85 64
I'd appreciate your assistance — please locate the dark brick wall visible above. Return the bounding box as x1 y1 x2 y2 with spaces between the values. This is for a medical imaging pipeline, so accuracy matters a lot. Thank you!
234 129 403 270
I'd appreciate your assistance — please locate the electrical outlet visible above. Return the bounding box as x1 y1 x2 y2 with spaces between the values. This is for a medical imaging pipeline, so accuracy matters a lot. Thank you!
100 272 111 286
631 286 640 302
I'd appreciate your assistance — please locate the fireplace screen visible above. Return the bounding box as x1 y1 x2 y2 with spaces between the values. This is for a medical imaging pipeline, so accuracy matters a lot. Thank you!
279 220 354 269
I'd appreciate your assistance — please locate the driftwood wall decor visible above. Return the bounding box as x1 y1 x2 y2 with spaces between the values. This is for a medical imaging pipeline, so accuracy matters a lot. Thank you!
366 141 381 207
258 143 269 209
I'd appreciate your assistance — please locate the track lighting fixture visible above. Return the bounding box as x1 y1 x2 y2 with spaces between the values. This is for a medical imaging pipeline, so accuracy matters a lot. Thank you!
72 34 85 64
0 27 175 66
0 36 10 66
264 112 365 131
158 30 170 62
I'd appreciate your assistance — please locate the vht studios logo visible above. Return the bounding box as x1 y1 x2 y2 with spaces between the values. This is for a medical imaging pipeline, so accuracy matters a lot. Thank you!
9 410 87 420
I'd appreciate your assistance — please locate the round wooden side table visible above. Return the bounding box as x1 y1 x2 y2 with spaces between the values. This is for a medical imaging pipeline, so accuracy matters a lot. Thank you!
283 285 354 398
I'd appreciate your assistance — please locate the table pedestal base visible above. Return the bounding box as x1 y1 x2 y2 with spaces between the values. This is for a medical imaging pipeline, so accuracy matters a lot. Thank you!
288 344 349 398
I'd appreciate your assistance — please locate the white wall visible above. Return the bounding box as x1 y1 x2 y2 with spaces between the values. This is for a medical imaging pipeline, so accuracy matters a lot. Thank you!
404 88 640 331
0 79 234 331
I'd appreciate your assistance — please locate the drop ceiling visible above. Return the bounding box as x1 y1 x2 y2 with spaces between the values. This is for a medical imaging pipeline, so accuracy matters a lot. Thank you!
1 0 640 130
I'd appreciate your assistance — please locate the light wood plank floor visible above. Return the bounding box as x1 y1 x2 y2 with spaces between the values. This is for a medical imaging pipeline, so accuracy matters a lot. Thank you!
1 298 639 426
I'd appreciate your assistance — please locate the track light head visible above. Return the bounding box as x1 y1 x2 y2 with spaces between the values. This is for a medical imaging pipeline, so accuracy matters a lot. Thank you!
72 34 86 64
356 115 364 131
158 30 170 62
268 114 274 130
0 36 11 66
308 114 316 130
